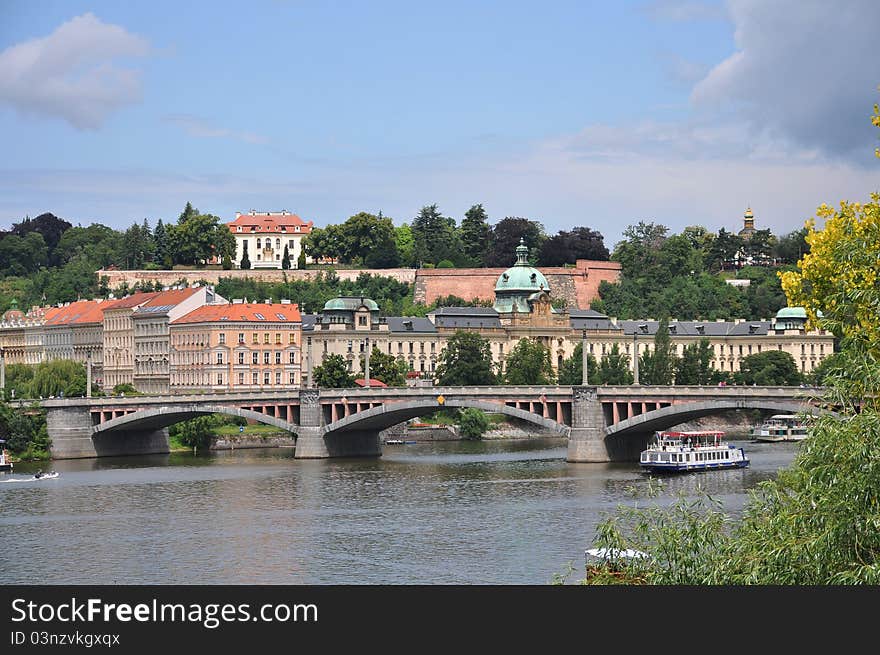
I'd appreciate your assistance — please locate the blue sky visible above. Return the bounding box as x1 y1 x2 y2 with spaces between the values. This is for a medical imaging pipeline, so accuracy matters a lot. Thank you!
1 0 878 248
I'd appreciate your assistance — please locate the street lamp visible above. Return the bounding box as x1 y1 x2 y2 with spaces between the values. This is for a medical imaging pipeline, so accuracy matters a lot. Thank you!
364 335 371 388
86 351 92 398
306 336 313 388
581 328 589 386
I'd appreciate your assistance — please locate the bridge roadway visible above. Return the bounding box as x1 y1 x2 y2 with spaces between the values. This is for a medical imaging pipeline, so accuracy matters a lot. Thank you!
38 385 824 463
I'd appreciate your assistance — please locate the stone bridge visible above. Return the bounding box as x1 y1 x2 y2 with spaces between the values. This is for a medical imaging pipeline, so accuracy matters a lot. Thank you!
38 386 824 462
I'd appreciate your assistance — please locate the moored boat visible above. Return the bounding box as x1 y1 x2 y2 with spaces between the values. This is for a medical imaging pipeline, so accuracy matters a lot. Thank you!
750 414 808 442
639 430 749 473
0 440 12 472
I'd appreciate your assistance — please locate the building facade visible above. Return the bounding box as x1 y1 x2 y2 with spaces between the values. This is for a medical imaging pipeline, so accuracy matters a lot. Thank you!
169 301 302 392
228 210 313 269
132 286 224 394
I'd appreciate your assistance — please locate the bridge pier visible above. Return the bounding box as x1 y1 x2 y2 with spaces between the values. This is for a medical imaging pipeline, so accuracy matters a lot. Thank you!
567 387 612 463
46 405 170 459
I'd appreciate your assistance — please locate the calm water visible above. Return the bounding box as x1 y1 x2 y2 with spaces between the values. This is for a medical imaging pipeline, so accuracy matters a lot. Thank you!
0 437 800 585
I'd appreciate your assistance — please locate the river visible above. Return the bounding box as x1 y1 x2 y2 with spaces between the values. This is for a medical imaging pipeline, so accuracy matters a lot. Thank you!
0 437 800 585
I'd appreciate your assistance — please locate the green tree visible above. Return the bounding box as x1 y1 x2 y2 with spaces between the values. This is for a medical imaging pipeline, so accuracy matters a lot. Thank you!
313 354 356 388
282 244 291 270
167 204 233 266
435 330 496 386
558 342 599 385
538 227 609 266
11 212 71 268
175 416 215 450
240 241 251 269
611 221 668 279
503 338 556 385
2 363 34 399
485 217 547 267
458 408 490 440
597 343 634 385
735 350 802 386
153 219 171 268
31 360 88 398
459 204 491 266
674 338 715 385
411 204 464 267
0 232 49 276
0 401 50 458
395 224 415 267
639 318 678 385
360 346 406 386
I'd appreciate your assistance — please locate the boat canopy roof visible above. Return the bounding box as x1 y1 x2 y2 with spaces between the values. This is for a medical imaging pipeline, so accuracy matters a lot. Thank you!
657 431 724 438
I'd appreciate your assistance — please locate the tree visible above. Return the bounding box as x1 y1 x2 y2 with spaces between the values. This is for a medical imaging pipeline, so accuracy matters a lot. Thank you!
435 330 496 386
313 354 356 388
240 241 251 269
611 221 668 279
0 401 49 458
0 232 49 276
735 350 802 386
174 416 215 450
459 204 491 266
411 204 464 267
395 224 415 267
484 217 546 267
364 218 402 268
167 204 232 266
538 227 609 266
639 318 677 385
779 196 880 347
705 227 743 272
458 408 490 440
153 219 171 268
11 212 72 268
597 343 634 385
282 244 291 270
674 339 715 385
360 346 405 386
30 360 88 398
2 363 34 399
503 338 556 385
558 342 599 385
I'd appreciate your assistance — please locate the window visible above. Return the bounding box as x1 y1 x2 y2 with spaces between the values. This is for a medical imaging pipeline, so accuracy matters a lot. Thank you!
289 372 296 385
252 333 259 344
238 352 244 364
275 238 280 249
275 352 281 364
252 372 258 385
264 372 270 385
264 333 270 343
252 352 259 364
348 341 353 353
219 333 226 344
358 316 367 326
238 372 244 385
238 333 245 344
289 352 296 364
216 353 224 364
217 374 223 386
275 333 281 344
257 238 261 249
289 333 295 344
408 342 414 354
264 352 270 364
275 372 281 385
289 240 294 249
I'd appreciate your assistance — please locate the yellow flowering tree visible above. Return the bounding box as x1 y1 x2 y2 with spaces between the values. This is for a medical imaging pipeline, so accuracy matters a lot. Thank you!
779 90 880 349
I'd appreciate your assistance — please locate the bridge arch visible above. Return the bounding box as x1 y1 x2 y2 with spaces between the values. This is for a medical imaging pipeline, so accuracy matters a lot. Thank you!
93 404 296 435
605 399 825 437
323 398 570 437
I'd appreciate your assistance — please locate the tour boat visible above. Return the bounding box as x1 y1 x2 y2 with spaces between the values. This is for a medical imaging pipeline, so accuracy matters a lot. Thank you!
0 440 11 472
750 414 808 442
639 431 749 473
384 439 404 445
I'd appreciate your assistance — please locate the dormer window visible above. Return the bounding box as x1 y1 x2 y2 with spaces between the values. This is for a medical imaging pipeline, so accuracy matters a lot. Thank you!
236 226 242 232
295 226 300 232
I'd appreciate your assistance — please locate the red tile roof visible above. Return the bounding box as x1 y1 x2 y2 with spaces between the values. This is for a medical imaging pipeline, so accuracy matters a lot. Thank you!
171 302 302 325
102 291 160 311
139 287 201 308
44 300 110 326
228 211 313 235
354 378 388 387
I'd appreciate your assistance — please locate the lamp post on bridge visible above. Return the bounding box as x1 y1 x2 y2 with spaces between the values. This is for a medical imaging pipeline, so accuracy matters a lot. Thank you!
306 335 313 388
581 328 589 386
86 351 92 398
364 335 370 388
0 347 5 393
632 330 639 385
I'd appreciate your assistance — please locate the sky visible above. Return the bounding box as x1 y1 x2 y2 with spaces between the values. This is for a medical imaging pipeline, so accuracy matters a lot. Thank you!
0 0 878 248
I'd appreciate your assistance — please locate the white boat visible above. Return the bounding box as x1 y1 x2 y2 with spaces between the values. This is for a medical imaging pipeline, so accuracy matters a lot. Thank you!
639 430 749 473
384 439 404 445
750 414 808 442
0 440 12 472
32 471 60 480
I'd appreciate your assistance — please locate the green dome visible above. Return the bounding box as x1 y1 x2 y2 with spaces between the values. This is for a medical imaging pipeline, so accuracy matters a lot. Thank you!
775 307 807 319
323 296 379 312
494 239 550 293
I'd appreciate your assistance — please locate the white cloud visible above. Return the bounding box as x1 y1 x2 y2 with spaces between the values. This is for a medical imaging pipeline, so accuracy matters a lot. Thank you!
163 114 269 145
691 0 880 161
0 13 151 129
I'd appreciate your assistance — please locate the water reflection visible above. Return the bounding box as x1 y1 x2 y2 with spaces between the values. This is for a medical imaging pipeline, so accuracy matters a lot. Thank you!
0 437 800 585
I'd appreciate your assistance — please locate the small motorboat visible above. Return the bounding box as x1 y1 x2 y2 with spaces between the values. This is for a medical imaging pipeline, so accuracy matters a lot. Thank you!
0 439 12 472
384 439 404 445
32 470 60 480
